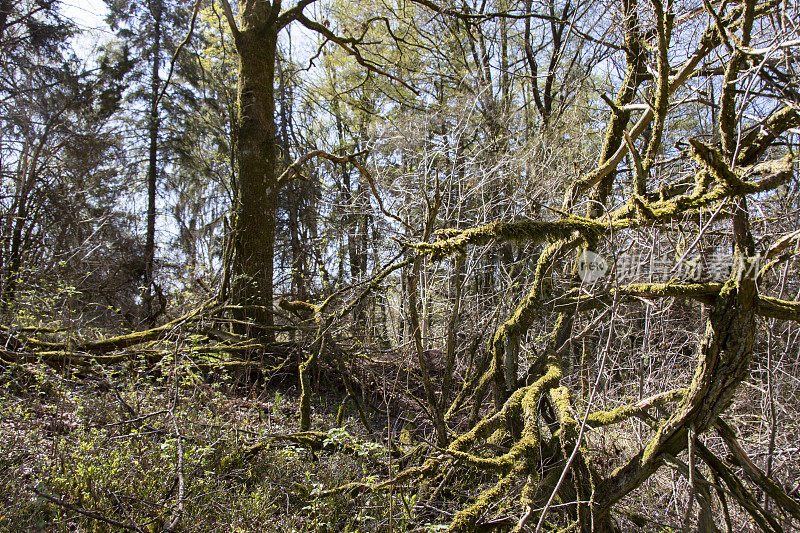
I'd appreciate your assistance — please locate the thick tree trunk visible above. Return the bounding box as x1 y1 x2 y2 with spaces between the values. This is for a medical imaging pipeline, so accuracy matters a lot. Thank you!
229 2 280 341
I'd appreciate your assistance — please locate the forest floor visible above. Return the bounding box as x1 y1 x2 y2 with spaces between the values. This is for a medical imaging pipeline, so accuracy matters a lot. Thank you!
2 341 798 532
0 355 421 533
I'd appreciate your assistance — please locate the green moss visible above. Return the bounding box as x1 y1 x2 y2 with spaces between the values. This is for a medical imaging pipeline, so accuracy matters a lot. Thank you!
446 448 513 472
411 219 603 261
550 387 578 439
586 389 687 428
689 139 740 187
447 463 524 532
298 339 322 431
278 298 318 319
737 106 800 165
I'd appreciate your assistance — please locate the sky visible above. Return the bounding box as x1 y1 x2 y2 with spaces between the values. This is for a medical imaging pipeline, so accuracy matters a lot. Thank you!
60 0 112 60
61 0 108 30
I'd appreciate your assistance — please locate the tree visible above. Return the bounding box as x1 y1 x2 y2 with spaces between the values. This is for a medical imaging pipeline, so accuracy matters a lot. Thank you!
104 0 197 324
217 0 283 339
0 0 74 307
383 0 800 529
0 1 152 327
3 0 800 530
273 0 800 528
217 0 423 340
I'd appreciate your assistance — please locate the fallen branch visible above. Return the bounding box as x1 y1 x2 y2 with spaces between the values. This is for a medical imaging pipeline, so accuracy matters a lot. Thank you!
29 487 144 532
715 418 800 521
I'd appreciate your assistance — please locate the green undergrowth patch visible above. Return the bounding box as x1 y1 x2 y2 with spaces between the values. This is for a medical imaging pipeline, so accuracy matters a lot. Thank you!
0 359 415 532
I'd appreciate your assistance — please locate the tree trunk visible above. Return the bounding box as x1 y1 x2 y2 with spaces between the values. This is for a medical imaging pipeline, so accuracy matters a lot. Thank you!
229 2 280 341
143 0 162 327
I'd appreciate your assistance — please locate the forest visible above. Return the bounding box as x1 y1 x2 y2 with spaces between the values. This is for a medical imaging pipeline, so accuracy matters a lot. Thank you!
1 0 800 531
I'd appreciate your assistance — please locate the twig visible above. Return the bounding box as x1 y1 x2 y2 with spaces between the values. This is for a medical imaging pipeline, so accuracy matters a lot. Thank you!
29 487 142 532
95 409 169 428
162 416 184 532
109 489 147 533
163 348 185 533
682 424 697 532
154 0 202 108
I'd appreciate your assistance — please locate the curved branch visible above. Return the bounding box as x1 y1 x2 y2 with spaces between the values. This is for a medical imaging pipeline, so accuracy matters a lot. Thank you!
217 0 240 43
294 13 419 94
716 418 800 521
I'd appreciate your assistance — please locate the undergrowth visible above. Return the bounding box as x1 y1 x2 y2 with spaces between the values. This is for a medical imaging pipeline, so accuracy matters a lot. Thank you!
0 357 429 533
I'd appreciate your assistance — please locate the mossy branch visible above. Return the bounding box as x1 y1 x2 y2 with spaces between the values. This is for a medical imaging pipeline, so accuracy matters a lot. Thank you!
737 106 800 166
319 363 562 506
0 300 260 357
412 157 792 264
410 219 602 261
586 389 687 428
553 281 800 324
562 0 779 208
444 364 560 531
278 298 319 320
757 294 800 322
447 459 528 532
592 262 759 517
690 139 794 194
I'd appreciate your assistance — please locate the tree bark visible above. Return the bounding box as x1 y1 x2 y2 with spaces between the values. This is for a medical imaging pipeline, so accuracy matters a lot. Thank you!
229 0 281 341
